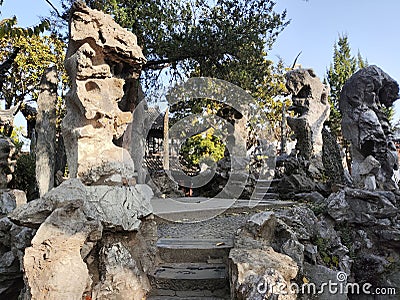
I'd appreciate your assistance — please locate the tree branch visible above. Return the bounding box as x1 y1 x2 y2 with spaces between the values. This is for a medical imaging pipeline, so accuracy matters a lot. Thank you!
44 0 63 19
291 51 302 69
0 47 20 92
0 48 20 75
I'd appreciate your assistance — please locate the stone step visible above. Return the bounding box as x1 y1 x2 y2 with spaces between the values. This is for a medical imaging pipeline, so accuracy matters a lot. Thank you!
149 263 229 292
253 193 278 200
254 192 280 200
148 288 230 299
253 187 270 192
148 296 228 300
157 238 233 263
256 178 281 185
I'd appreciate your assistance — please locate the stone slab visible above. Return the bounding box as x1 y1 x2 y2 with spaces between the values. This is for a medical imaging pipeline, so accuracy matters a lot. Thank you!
151 197 294 222
157 238 233 250
149 262 228 292
157 238 233 263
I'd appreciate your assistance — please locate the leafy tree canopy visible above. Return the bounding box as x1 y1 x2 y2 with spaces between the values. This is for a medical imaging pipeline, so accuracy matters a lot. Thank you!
56 0 288 87
0 0 50 40
0 1 67 139
50 0 291 151
180 128 225 167
0 34 66 108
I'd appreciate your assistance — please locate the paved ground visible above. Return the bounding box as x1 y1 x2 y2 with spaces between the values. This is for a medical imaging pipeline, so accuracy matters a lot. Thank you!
157 211 251 240
151 197 293 223
154 197 294 240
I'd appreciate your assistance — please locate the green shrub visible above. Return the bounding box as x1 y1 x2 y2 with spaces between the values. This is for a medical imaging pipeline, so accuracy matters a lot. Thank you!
11 153 38 201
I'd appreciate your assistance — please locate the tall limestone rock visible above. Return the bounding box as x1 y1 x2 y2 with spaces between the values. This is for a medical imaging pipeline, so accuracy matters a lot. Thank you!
285 68 330 162
35 66 57 196
7 3 157 299
62 0 146 185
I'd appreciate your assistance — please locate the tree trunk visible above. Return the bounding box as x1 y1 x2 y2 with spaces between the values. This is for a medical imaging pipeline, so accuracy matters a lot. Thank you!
163 107 169 170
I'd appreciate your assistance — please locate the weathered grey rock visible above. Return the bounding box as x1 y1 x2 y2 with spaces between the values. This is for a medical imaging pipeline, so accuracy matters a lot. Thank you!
124 86 147 184
364 174 376 191
0 135 16 188
62 1 146 184
9 179 86 227
85 184 153 231
302 263 348 300
9 178 153 231
358 155 380 176
229 247 298 300
233 211 278 250
275 206 318 241
148 170 185 198
276 207 352 275
304 243 318 265
0 189 26 215
22 203 102 300
294 191 325 204
285 68 330 161
246 211 277 240
327 188 398 225
352 252 395 288
339 65 399 190
35 66 58 197
282 239 305 271
213 102 250 199
92 241 151 300
0 101 20 137
0 188 34 299
0 218 36 299
232 204 365 299
277 174 316 196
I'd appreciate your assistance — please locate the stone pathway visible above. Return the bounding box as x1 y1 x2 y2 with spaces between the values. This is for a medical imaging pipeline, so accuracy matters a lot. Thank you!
157 211 251 240
151 196 293 223
148 197 295 299
148 236 233 299
149 212 249 299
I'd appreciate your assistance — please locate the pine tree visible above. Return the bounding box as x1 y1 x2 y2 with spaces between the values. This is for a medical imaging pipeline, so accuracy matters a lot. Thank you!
326 34 367 140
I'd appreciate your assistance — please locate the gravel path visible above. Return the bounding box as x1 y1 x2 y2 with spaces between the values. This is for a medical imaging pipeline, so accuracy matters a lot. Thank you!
156 212 253 240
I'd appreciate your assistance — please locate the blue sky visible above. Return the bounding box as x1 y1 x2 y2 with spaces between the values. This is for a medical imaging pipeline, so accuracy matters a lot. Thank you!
270 0 400 120
2 0 400 120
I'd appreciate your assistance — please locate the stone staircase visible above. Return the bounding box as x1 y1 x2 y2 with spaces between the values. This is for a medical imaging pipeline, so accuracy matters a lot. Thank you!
148 238 233 299
252 178 281 200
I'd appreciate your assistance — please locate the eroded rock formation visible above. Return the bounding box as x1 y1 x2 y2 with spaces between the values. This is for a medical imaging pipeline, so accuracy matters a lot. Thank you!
230 212 298 299
35 66 57 196
0 189 34 299
10 179 153 231
277 68 335 196
22 203 102 300
230 208 351 299
286 68 330 161
232 65 400 299
8 178 155 299
326 187 400 294
62 0 146 185
4 3 157 299
340 65 399 190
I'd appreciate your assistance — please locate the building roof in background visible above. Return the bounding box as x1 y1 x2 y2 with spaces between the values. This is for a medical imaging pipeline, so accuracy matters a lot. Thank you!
147 106 164 131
